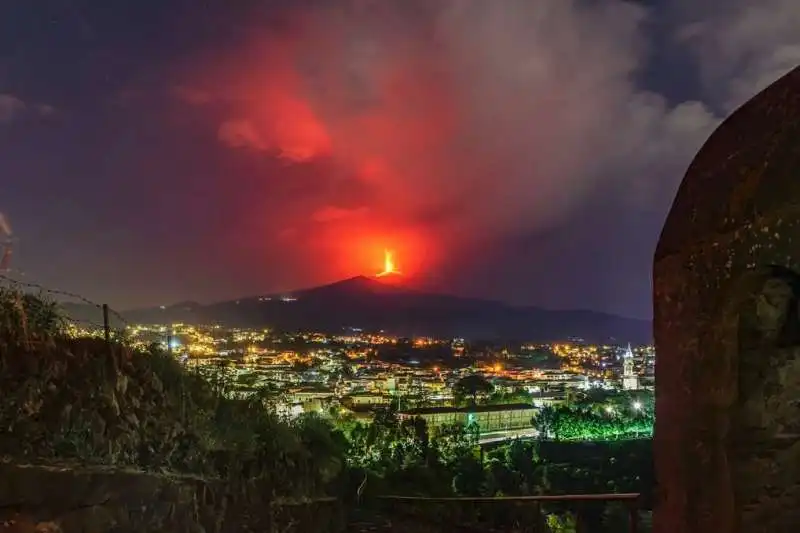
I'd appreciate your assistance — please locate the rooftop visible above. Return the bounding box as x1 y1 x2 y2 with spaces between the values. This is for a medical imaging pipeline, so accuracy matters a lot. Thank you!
399 403 536 416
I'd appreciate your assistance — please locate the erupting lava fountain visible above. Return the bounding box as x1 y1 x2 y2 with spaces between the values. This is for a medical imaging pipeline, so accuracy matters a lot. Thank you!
375 249 403 280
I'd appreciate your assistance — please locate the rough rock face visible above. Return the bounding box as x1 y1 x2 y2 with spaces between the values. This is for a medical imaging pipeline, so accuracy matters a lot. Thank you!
653 66 800 533
0 461 343 533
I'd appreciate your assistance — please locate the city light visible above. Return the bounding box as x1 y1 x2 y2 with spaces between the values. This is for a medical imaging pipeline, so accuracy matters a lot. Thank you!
62 315 654 444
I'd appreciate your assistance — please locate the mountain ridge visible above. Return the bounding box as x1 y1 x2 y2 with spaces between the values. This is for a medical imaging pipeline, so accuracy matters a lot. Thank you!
62 275 651 343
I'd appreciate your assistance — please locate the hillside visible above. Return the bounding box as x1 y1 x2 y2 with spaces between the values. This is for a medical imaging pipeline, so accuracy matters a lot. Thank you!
0 289 345 532
68 276 651 343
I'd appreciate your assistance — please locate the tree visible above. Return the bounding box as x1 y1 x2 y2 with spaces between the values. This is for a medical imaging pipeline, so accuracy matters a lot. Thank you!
533 406 561 439
432 423 476 467
454 374 494 406
487 387 533 405
532 391 655 442
452 454 485 496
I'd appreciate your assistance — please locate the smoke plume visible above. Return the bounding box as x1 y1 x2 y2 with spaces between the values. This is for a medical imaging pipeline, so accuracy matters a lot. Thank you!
173 0 800 301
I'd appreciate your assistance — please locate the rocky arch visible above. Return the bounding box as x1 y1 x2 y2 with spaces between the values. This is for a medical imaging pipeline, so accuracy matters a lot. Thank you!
653 65 800 533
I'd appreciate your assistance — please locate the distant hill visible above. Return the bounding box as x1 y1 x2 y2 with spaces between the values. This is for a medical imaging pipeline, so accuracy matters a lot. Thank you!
61 276 651 343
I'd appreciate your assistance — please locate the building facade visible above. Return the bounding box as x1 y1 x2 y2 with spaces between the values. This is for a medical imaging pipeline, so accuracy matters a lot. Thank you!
622 343 640 390
398 403 538 433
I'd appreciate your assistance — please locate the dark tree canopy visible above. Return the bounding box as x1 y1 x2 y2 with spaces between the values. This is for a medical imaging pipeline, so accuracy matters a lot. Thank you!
454 374 494 406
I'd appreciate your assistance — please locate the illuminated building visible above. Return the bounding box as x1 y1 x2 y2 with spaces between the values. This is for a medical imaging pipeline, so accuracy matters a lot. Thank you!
397 403 538 433
622 343 640 390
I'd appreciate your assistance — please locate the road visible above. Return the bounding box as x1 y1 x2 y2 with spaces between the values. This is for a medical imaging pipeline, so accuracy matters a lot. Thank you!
478 428 539 444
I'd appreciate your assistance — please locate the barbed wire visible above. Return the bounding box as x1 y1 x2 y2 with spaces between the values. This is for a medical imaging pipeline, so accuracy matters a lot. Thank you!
0 273 129 327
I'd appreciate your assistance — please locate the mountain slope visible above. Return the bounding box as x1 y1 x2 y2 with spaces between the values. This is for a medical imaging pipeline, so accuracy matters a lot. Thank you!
101 276 650 343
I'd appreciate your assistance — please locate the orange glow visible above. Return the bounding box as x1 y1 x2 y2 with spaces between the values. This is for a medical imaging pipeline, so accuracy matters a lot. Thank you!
179 23 460 286
306 204 436 282
376 249 402 278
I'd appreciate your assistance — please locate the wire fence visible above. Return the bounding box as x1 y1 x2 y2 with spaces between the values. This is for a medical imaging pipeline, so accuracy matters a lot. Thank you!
0 272 129 341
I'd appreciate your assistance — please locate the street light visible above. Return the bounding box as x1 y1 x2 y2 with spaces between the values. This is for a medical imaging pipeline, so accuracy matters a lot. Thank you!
632 401 642 411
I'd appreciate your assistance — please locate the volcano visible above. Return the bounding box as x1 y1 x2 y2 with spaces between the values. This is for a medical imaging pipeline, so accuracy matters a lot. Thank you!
94 275 651 343
295 275 410 298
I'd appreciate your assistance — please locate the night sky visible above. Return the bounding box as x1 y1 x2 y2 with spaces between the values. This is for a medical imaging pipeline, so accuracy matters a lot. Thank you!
1 0 798 318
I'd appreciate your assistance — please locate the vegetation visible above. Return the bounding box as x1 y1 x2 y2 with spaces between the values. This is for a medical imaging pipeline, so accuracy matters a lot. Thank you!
453 374 494 406
0 288 345 501
332 402 653 532
485 387 534 405
533 390 654 441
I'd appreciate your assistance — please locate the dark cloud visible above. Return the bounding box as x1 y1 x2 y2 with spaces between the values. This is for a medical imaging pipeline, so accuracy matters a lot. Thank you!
0 94 53 123
0 94 25 122
670 0 800 111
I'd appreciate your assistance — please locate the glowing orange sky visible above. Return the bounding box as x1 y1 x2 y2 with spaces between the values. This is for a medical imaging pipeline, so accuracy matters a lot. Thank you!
330 224 431 281
175 21 455 284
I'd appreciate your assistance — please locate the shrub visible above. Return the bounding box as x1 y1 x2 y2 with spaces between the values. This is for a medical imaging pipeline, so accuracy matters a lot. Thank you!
0 290 346 499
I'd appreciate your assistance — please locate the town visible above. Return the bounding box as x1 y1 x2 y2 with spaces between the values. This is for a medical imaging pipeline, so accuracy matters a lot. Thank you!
68 320 655 443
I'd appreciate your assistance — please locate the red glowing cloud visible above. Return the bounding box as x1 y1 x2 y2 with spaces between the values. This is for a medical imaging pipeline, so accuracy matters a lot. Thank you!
176 13 457 279
174 0 708 290
216 84 332 162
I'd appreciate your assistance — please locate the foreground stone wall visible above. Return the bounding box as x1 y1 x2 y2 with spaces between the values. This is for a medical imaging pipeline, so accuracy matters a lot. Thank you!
653 66 800 533
0 461 344 533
